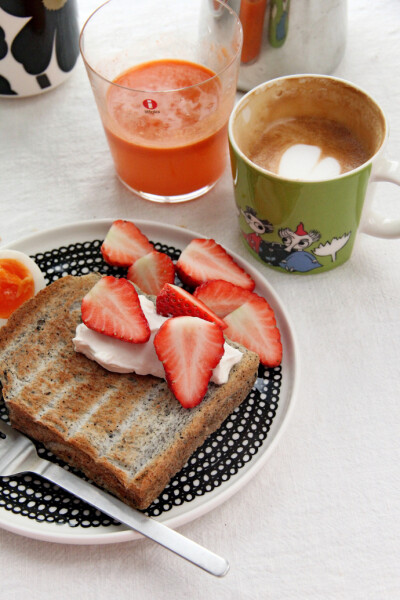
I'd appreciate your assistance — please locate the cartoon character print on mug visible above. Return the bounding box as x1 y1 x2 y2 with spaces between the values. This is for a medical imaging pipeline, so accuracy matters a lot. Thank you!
241 206 351 273
0 0 79 96
229 75 400 275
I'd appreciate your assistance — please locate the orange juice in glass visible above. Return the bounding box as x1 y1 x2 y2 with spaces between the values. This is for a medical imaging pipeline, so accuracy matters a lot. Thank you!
80 0 242 203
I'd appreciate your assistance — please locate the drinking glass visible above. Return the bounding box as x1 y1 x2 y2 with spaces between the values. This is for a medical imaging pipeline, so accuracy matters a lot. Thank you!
80 0 242 203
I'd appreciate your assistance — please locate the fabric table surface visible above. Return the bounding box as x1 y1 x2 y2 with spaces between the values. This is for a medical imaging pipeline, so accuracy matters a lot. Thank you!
0 1 399 599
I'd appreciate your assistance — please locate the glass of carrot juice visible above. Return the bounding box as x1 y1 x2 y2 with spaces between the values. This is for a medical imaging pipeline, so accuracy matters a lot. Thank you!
80 0 242 203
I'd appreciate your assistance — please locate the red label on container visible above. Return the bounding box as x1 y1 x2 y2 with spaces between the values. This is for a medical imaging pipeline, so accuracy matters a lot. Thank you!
143 99 157 109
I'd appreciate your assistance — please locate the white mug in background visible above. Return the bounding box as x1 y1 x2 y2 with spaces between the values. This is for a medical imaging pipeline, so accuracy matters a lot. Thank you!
0 0 79 97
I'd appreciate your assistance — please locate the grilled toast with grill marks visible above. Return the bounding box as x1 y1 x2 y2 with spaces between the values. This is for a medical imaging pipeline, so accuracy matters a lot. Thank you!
0 273 259 509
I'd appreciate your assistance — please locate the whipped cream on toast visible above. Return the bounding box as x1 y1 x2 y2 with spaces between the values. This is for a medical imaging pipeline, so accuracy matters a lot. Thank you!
73 295 242 385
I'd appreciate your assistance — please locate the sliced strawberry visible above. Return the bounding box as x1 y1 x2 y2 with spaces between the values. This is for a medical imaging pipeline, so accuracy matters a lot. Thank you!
223 298 282 367
81 276 150 343
154 316 225 408
127 250 175 296
176 238 255 291
101 220 154 267
156 283 227 329
193 279 259 318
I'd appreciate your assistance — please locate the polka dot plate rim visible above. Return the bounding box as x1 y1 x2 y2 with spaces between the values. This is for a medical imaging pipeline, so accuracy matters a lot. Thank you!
0 219 299 545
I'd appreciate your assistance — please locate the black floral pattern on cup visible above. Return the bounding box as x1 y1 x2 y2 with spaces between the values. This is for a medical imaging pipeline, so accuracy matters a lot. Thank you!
0 27 16 95
0 26 7 59
0 74 16 94
0 0 79 75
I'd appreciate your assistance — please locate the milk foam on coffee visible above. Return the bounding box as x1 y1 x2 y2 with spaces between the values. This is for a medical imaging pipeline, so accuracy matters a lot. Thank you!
278 144 341 181
248 116 370 181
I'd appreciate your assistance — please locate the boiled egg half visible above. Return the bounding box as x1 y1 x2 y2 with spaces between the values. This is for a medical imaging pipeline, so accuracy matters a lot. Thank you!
0 249 46 326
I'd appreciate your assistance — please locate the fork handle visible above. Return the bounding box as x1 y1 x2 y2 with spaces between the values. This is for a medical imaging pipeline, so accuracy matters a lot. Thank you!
37 460 229 577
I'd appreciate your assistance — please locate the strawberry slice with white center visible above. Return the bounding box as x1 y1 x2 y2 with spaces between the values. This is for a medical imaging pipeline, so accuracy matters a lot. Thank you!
223 298 282 367
193 279 259 318
154 316 225 408
176 238 255 291
81 276 150 343
156 283 227 329
101 220 154 267
127 250 175 296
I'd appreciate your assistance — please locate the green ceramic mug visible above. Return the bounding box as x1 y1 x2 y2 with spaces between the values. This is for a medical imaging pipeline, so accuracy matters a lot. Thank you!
228 75 400 274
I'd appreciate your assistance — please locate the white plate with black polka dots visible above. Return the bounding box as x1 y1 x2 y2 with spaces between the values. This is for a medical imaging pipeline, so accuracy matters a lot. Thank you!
0 219 299 544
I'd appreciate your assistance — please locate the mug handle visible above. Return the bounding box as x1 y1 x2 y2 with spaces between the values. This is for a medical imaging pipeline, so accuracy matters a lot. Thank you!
362 157 400 238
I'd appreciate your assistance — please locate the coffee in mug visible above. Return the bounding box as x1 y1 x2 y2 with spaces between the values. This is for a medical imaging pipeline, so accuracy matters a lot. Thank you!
248 116 370 180
229 75 400 274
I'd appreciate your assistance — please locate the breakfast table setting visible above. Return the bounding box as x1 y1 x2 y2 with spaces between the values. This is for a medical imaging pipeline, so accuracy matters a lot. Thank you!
0 0 399 598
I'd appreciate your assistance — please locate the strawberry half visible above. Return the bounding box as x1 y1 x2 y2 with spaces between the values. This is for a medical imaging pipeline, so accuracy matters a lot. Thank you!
81 276 150 343
156 283 227 329
127 250 175 296
176 238 255 291
193 279 258 318
101 220 154 267
223 298 282 367
154 316 225 408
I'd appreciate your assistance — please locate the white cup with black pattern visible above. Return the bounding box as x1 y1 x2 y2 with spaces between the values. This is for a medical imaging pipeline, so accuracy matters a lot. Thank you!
0 0 79 97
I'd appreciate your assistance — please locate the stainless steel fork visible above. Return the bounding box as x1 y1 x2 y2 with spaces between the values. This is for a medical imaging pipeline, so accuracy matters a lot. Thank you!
0 419 229 577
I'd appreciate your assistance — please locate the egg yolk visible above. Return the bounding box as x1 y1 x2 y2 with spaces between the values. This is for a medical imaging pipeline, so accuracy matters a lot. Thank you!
0 258 35 319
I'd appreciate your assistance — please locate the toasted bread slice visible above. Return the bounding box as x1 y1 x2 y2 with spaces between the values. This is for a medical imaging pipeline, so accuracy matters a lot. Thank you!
0 274 259 509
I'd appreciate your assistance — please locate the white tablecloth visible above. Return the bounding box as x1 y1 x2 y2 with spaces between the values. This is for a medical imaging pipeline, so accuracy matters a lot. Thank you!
1 1 399 598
